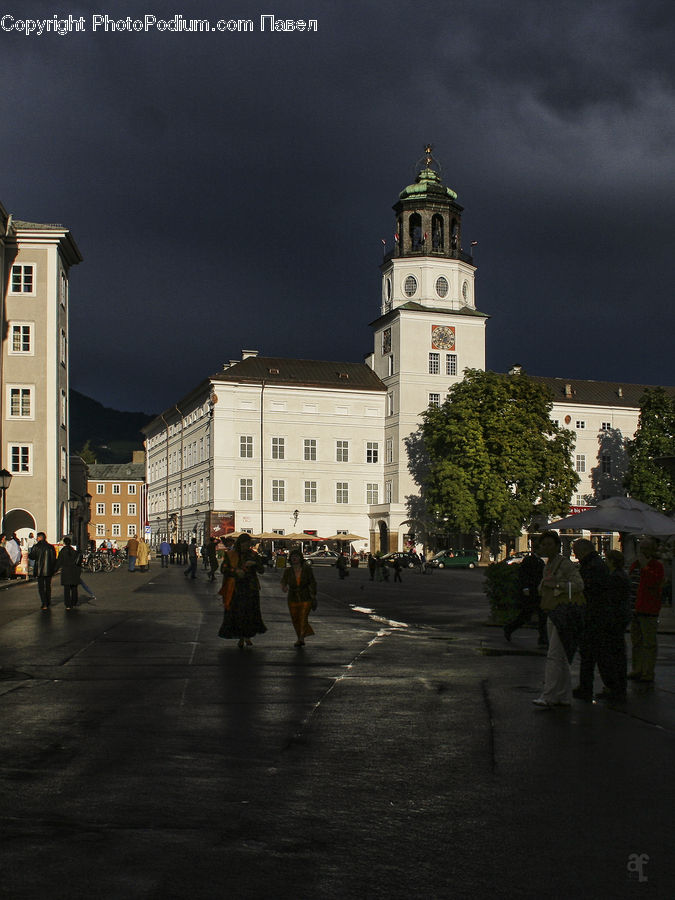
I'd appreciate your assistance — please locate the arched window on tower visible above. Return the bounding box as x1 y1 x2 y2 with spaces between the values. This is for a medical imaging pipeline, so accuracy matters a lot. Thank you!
409 213 422 251
451 219 459 251
432 214 444 251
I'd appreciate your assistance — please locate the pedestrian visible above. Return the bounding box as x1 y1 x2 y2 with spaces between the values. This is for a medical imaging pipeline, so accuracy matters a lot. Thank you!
126 534 139 572
504 550 547 645
28 531 56 609
281 547 317 647
26 532 37 578
532 530 585 709
159 538 171 568
0 535 13 579
598 549 631 702
218 533 266 647
136 536 150 572
392 556 403 583
206 536 218 581
170 541 177 564
54 536 82 610
336 552 348 580
572 539 614 702
368 553 376 581
628 540 665 684
184 538 198 579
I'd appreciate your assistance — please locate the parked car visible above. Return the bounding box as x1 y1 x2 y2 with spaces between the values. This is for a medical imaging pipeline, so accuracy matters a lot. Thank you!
381 551 417 568
505 551 530 565
305 550 340 566
428 549 479 569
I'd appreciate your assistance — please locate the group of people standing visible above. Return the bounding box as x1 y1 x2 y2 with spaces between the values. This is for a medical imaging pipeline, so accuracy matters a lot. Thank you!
511 531 666 709
27 533 87 610
216 535 317 649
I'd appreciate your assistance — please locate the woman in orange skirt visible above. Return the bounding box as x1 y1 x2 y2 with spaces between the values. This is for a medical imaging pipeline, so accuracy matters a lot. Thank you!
281 548 317 647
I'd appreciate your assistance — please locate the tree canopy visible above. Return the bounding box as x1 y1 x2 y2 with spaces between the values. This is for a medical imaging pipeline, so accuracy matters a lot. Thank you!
408 369 579 552
624 387 675 511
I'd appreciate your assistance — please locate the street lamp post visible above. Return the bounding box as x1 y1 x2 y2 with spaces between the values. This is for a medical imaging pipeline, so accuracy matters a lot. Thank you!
0 468 13 533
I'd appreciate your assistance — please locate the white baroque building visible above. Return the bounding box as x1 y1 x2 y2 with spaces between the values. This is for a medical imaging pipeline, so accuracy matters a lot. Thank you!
143 150 673 551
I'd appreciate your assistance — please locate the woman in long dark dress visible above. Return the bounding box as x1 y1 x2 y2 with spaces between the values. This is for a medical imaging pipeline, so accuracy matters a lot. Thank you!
218 534 266 647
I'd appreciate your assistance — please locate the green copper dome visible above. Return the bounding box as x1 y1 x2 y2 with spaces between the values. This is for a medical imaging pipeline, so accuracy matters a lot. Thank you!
399 165 458 202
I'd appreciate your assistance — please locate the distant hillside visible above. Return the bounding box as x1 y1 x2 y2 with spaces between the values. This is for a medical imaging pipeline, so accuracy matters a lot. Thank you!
70 390 155 464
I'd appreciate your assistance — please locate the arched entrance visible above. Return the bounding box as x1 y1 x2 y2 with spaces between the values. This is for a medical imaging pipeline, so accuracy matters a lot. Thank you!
2 508 36 537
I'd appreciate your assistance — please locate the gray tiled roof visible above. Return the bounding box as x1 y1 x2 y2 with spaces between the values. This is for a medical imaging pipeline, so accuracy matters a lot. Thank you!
213 356 387 392
527 375 675 408
12 219 67 230
87 464 145 481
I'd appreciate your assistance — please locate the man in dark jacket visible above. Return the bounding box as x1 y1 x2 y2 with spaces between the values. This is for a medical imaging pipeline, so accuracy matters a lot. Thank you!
572 539 614 702
28 532 57 609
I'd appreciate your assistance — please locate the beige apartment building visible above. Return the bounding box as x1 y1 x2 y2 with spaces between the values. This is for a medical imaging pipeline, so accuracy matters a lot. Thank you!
87 457 146 548
1 205 82 542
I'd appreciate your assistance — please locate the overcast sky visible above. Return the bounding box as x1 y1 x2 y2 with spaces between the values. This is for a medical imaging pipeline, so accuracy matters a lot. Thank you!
2 0 674 413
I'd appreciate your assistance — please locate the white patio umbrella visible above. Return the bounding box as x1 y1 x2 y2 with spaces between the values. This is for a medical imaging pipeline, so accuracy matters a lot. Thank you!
548 497 675 536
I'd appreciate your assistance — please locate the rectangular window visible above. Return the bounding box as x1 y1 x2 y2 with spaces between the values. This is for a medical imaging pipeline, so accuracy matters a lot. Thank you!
336 440 349 462
272 479 285 502
388 355 394 376
446 354 457 376
304 439 317 461
96 524 105 537
601 454 612 475
96 503 105 515
272 437 285 460
429 393 441 408
9 323 33 354
10 264 35 294
240 435 253 458
385 480 392 503
60 448 68 481
60 390 67 427
240 478 253 501
387 392 394 416
304 480 317 503
127 524 137 537
111 524 121 537
128 503 137 515
8 386 32 418
601 421 612 431
96 483 105 494
429 352 440 375
386 439 393 464
9 444 31 474
60 329 67 365
576 420 586 430
366 483 379 504
112 503 121 516
336 482 349 504
575 454 586 473
128 484 137 494
112 484 121 494
366 441 379 463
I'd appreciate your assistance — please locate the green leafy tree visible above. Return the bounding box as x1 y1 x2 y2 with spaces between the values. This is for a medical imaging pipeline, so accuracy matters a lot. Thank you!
76 439 97 465
624 388 675 511
408 369 579 561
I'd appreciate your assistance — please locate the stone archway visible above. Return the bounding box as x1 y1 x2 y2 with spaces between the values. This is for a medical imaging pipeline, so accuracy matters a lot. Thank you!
2 508 36 536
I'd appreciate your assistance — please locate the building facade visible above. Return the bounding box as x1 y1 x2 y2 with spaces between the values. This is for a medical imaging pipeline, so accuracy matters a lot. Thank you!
87 456 146 547
1 211 82 542
143 152 672 552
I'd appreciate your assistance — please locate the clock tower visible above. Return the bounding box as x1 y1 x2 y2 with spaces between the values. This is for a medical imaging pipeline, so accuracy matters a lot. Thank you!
368 146 488 550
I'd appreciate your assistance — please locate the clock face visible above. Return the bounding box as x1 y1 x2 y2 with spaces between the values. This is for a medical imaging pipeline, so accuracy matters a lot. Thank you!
431 325 455 350
382 328 392 355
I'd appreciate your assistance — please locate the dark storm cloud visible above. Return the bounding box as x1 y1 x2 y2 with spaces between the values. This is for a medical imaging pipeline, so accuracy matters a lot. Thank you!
1 0 673 411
